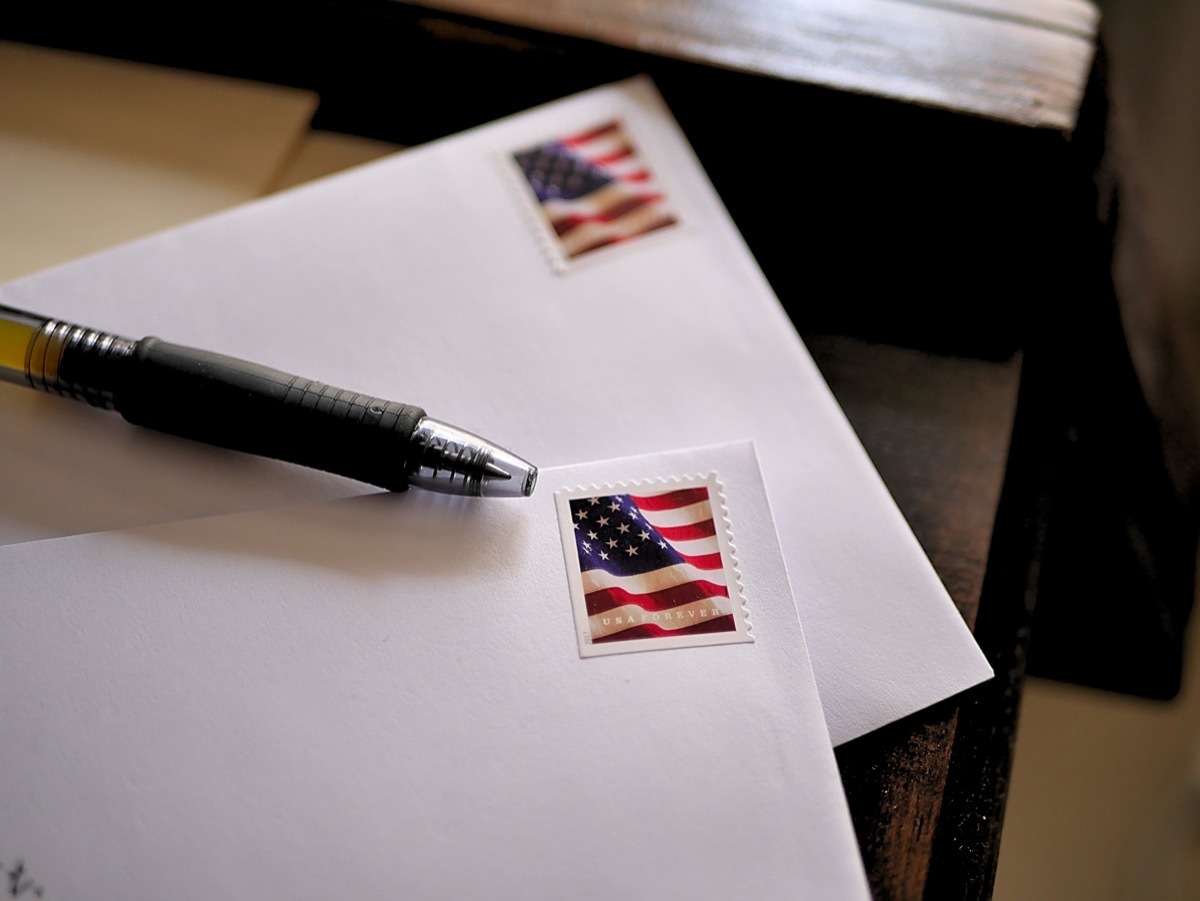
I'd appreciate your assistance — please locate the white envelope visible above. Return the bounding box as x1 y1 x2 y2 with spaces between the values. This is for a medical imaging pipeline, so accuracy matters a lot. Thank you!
0 442 872 900
0 76 991 744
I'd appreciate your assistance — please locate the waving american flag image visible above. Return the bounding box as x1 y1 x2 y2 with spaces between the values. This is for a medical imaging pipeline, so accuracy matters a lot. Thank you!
513 120 678 262
562 481 751 655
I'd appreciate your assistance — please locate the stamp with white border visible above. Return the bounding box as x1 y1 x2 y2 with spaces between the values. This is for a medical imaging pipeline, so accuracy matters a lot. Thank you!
555 474 752 658
508 119 680 271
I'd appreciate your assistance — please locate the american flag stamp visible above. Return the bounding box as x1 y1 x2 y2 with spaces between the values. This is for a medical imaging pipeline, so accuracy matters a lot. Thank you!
555 475 752 658
511 120 679 269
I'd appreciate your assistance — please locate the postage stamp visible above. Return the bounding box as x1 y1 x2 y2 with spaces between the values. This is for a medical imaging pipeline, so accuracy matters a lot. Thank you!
510 119 679 270
554 474 752 658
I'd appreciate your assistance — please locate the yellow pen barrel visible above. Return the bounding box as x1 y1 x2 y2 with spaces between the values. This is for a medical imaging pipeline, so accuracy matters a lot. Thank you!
0 305 45 386
0 304 135 407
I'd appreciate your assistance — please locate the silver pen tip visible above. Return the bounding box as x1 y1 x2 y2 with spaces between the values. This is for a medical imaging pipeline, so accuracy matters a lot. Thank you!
408 417 537 498
480 449 538 498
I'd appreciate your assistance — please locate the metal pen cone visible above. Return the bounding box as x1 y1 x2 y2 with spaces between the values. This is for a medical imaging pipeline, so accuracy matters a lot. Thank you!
479 447 538 498
408 417 537 497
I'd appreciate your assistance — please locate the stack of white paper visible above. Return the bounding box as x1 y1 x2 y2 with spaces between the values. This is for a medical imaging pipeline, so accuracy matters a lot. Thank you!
0 74 993 896
0 40 317 283
0 76 991 742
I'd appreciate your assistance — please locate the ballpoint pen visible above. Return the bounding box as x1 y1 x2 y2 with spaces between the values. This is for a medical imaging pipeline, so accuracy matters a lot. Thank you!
0 303 537 498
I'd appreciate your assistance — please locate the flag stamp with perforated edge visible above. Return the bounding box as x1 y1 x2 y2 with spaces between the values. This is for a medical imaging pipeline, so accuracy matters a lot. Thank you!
511 120 679 268
555 474 752 658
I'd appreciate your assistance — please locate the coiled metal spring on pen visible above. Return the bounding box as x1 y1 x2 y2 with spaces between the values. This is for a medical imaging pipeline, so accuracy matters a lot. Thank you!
25 319 135 409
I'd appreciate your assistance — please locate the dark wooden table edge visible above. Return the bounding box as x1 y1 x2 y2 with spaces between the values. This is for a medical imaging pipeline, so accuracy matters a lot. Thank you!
921 356 1049 898
814 338 1025 900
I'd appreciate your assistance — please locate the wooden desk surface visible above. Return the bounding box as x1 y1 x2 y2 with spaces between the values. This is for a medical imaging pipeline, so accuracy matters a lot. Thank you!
808 335 1021 899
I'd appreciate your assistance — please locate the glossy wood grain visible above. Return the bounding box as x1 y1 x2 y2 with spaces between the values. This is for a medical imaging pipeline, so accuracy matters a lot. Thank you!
404 0 1098 128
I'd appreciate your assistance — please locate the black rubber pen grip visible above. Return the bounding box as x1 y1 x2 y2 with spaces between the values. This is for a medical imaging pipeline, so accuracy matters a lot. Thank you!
114 338 426 491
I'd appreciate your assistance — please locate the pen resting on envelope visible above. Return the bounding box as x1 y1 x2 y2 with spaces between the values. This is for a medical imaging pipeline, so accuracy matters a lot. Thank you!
0 303 537 498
